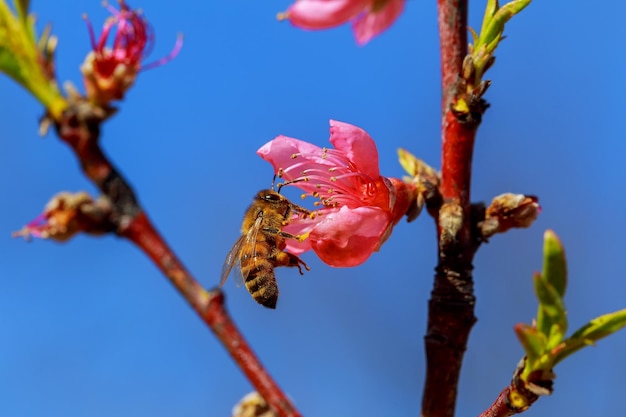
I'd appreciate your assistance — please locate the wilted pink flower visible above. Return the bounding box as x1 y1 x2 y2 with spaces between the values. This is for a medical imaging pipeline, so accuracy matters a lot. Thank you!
281 0 405 45
12 192 112 242
81 1 182 104
257 120 416 267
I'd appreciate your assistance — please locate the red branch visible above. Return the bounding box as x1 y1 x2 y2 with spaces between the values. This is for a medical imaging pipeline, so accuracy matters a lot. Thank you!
122 215 301 417
478 360 544 417
478 388 518 417
422 1 479 417
437 0 467 114
53 103 301 417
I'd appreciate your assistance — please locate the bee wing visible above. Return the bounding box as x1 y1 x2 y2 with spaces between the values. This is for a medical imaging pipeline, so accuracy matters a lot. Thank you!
220 235 246 288
220 215 264 288
242 214 263 281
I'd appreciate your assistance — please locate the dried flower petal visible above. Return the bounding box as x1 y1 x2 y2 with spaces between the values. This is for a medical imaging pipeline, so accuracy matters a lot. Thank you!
13 191 113 242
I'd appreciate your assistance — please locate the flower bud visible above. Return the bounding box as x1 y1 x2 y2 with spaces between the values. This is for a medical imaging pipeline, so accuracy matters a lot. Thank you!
480 193 540 238
232 392 275 417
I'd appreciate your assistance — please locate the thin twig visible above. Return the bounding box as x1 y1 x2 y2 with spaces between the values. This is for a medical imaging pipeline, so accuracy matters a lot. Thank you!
52 99 302 417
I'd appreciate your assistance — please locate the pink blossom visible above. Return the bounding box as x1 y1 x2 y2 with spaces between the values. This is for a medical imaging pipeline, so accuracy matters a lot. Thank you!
283 0 405 45
81 1 182 104
257 120 416 267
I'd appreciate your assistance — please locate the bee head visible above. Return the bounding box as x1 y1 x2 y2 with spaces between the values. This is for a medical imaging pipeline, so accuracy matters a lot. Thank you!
258 190 283 203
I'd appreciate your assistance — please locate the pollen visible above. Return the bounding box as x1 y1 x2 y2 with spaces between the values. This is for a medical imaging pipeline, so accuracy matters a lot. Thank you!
290 153 298 159
296 231 311 242
301 193 307 200
330 177 337 182
277 168 284 177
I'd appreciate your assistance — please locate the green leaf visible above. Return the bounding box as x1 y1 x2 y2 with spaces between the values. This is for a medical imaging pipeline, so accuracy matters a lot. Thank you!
0 45 25 83
13 0 29 21
479 0 499 42
482 0 531 50
554 308 626 365
534 272 567 345
515 323 546 362
0 0 66 118
397 148 418 177
546 322 566 353
542 230 567 297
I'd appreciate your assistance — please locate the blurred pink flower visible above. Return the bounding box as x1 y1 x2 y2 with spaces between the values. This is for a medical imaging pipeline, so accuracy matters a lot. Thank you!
257 120 416 267
283 0 404 45
81 1 182 104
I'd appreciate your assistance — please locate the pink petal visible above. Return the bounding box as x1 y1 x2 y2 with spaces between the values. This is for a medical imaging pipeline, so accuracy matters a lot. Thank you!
288 0 367 29
328 120 380 180
258 135 336 194
352 0 404 45
308 205 390 266
258 135 322 169
282 213 320 254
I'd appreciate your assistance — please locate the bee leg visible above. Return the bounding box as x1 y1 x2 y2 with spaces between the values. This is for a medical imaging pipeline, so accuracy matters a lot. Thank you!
274 251 310 275
294 256 310 275
290 203 312 217
262 227 303 242
283 203 311 222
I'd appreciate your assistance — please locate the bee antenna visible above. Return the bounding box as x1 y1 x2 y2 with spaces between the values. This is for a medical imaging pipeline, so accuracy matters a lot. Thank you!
271 174 277 190
277 178 307 194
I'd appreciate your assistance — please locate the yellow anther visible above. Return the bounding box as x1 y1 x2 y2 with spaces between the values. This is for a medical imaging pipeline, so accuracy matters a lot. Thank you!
296 231 311 242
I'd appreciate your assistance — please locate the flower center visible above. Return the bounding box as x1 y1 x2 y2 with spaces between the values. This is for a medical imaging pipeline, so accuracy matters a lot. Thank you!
278 148 379 209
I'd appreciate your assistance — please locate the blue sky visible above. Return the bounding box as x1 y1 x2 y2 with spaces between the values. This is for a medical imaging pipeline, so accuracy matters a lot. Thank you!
1 1 625 416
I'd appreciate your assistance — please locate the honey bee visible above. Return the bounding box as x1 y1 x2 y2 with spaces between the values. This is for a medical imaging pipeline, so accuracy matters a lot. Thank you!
220 189 311 309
